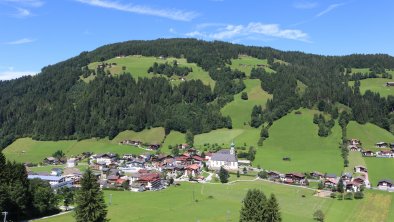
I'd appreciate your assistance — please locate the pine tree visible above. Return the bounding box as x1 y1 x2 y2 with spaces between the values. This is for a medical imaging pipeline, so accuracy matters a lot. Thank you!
266 194 282 222
240 189 267 222
75 169 108 222
218 166 229 183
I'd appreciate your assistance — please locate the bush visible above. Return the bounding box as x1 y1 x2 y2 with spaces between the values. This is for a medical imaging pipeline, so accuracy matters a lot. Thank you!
241 92 248 100
330 192 336 199
258 170 268 179
354 191 364 199
344 192 353 200
313 209 325 221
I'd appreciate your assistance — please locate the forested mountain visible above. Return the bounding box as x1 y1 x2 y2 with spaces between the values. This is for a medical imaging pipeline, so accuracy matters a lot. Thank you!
1 38 394 149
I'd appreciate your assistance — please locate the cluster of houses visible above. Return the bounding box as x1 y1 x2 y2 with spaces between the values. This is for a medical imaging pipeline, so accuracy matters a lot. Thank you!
347 139 394 158
265 165 371 192
26 142 245 192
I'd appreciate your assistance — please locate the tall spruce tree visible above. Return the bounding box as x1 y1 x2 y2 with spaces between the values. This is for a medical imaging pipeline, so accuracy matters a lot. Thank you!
240 189 267 222
266 194 282 222
218 166 229 183
75 169 108 222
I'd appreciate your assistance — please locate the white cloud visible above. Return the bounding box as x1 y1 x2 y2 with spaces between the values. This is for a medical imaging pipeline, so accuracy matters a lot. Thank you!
186 22 310 42
293 1 318 9
316 3 345 17
14 7 31 17
76 0 198 21
1 0 43 7
0 70 37 80
5 38 35 45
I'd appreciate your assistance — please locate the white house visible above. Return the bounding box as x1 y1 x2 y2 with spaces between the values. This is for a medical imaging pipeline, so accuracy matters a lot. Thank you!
27 175 70 189
208 142 238 171
91 153 116 165
66 158 77 168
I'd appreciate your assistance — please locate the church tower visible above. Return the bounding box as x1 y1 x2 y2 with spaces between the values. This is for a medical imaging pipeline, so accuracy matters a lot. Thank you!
230 141 235 155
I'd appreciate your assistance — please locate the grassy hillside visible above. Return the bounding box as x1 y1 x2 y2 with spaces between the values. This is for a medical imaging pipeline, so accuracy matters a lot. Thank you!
38 181 394 222
3 127 166 163
86 56 215 86
347 121 394 185
349 78 394 97
161 131 186 153
347 121 394 151
194 128 261 149
228 55 275 76
221 79 272 128
254 109 343 174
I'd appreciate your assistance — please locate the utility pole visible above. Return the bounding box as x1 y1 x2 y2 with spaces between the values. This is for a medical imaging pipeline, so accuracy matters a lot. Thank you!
2 211 8 222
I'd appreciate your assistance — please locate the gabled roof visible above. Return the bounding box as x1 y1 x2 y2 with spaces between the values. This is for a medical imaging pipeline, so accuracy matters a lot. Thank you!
211 149 237 162
378 179 393 184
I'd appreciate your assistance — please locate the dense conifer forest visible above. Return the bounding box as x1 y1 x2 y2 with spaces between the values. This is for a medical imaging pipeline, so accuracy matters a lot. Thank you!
1 38 394 149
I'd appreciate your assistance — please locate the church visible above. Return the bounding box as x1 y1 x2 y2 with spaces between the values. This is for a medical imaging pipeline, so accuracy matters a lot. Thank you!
208 142 238 171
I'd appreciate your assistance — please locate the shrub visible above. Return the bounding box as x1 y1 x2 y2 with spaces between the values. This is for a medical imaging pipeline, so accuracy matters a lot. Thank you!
354 191 364 199
330 192 336 199
313 210 325 221
344 192 353 200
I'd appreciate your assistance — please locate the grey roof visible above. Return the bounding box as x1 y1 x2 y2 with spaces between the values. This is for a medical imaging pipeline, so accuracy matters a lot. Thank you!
28 175 63 181
211 150 237 162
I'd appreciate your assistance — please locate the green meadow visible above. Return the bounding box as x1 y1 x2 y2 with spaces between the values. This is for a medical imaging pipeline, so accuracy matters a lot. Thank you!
2 127 166 163
228 55 275 76
38 181 394 222
221 79 272 128
86 56 215 87
347 121 394 185
349 78 394 97
254 109 343 174
161 131 186 153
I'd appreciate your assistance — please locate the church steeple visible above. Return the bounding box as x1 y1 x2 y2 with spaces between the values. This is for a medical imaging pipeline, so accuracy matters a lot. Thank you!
230 141 235 155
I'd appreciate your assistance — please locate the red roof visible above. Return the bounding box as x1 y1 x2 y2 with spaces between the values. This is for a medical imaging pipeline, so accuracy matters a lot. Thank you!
116 179 127 184
192 155 204 161
138 173 160 182
186 164 200 170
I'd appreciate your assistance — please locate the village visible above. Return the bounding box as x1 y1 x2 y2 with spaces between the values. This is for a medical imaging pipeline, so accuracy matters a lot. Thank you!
25 138 394 195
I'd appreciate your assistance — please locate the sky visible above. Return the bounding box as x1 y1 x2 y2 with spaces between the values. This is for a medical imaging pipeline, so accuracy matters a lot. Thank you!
1 0 394 80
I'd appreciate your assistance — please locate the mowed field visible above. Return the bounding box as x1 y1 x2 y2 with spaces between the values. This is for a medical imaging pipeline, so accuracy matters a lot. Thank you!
228 55 275 76
3 128 166 163
86 56 215 87
347 121 394 185
221 79 272 128
38 181 394 222
194 128 261 149
349 78 394 97
254 109 343 174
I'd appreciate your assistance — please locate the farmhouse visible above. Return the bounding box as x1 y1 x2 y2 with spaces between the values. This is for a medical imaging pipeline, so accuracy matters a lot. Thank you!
43 157 60 165
341 172 353 182
284 173 306 185
324 178 337 188
92 153 117 165
208 142 238 171
362 150 375 157
354 165 368 173
348 145 361 152
377 179 394 191
376 150 394 158
345 182 360 192
268 171 281 180
352 176 366 186
310 171 324 179
376 142 388 148
348 139 361 146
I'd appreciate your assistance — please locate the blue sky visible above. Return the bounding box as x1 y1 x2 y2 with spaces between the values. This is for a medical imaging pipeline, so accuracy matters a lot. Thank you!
1 0 394 80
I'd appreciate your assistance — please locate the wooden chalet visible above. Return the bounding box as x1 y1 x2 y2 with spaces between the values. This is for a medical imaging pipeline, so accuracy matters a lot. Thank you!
362 150 375 157
376 142 388 148
268 171 281 180
354 165 368 173
324 178 338 188
377 179 394 190
284 173 306 185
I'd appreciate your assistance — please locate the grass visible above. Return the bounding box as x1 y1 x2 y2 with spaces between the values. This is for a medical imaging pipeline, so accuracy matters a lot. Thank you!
86 56 215 87
228 55 275 76
112 127 165 144
254 109 343 174
347 121 394 185
221 79 272 128
161 131 186 154
37 181 394 222
344 151 366 173
27 164 88 173
349 78 394 97
194 127 261 150
3 128 166 163
347 121 394 151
